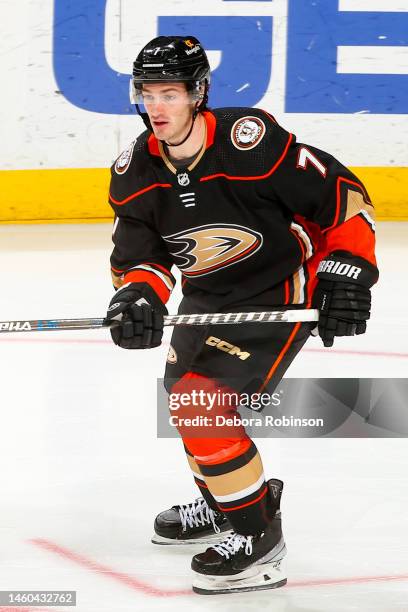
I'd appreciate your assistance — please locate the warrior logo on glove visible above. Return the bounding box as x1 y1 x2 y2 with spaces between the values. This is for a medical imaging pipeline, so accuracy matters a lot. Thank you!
313 251 379 348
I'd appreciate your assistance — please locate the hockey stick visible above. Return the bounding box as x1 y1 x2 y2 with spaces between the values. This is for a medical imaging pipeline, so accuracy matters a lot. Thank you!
0 309 319 333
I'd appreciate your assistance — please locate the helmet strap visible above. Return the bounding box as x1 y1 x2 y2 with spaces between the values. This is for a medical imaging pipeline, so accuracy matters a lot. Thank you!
135 103 153 131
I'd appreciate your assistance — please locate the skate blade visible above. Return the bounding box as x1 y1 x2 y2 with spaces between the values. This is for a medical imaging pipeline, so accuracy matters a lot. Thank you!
192 559 287 595
151 530 233 546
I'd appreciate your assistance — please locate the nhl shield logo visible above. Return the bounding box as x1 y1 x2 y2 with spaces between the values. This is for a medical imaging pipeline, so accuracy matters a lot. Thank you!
177 172 190 187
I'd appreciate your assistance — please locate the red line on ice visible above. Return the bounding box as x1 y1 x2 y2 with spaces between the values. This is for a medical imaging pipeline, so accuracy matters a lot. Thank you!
28 538 408 598
28 538 190 597
304 347 408 359
287 574 408 588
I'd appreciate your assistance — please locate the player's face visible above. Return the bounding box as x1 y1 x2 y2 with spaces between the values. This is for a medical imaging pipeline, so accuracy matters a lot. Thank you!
141 83 195 141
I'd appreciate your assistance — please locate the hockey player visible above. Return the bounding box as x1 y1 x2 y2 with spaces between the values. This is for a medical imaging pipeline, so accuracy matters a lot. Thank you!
106 36 378 594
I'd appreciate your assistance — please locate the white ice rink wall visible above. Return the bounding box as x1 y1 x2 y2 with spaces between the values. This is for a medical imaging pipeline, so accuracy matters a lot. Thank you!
1 0 407 222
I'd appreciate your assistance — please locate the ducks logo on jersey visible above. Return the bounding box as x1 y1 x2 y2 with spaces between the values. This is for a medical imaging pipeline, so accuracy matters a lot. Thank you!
163 223 263 277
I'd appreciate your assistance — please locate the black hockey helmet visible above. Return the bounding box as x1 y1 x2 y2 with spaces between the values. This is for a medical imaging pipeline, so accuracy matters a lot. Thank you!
132 35 210 88
131 36 211 132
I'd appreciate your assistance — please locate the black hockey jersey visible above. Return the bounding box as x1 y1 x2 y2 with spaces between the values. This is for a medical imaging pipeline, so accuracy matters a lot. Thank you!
109 108 377 311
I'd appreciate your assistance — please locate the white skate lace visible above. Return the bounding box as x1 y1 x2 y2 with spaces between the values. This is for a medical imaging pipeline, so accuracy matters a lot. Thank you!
212 532 253 559
179 497 221 534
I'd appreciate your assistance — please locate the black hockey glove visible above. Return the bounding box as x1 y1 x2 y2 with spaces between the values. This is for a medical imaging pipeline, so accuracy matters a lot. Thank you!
313 251 378 348
106 283 167 349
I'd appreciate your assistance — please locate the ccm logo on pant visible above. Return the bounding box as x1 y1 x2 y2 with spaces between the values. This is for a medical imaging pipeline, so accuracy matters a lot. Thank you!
317 260 361 280
205 336 251 360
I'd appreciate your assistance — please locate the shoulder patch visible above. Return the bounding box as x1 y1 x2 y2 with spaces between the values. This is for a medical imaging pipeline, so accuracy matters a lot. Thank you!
115 140 136 175
231 116 266 151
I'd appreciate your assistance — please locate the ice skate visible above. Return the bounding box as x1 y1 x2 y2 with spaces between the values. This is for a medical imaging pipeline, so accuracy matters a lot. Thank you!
152 496 232 545
191 479 287 594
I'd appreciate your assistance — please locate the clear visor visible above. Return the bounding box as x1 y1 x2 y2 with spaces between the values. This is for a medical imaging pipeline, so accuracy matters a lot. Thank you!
129 79 204 108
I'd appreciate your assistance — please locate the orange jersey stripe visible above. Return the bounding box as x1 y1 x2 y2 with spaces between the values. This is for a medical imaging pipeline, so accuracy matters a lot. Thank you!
284 279 290 305
324 215 377 267
200 133 293 183
260 109 277 124
324 177 371 234
123 270 170 303
110 182 172 206
143 262 173 279
111 265 125 274
258 322 302 393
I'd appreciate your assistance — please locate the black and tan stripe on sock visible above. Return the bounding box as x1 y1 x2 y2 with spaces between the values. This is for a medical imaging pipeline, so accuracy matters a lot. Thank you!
192 439 270 535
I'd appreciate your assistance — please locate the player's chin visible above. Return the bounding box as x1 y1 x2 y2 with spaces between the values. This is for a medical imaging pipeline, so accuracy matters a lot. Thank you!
151 123 171 139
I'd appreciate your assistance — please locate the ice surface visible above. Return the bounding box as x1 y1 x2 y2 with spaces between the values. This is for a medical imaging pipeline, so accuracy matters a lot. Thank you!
0 222 407 611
